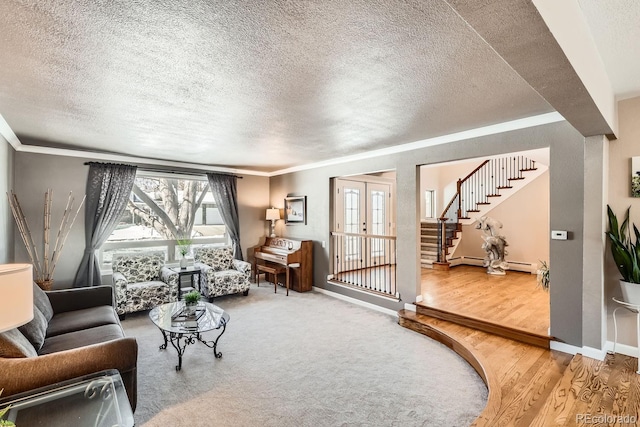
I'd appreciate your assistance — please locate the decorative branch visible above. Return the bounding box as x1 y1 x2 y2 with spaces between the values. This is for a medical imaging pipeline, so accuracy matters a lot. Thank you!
7 190 85 288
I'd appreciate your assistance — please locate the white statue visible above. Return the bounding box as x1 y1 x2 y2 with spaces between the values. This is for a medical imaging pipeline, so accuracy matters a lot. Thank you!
475 216 509 275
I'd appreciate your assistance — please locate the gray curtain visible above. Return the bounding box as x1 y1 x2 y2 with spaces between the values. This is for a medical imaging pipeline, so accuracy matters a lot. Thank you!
73 162 137 287
206 173 243 260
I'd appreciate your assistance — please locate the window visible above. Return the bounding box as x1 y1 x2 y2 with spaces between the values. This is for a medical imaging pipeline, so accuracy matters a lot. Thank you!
100 174 228 269
425 190 436 219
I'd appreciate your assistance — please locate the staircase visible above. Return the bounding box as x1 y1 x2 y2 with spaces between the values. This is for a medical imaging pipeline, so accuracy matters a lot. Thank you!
420 221 459 268
422 155 544 269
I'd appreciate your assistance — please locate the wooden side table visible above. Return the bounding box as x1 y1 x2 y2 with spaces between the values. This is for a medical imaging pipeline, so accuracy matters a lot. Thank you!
171 266 201 299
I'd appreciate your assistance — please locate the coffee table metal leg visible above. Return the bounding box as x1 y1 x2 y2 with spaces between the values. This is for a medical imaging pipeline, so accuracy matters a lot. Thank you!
167 332 197 371
198 321 227 358
158 329 169 350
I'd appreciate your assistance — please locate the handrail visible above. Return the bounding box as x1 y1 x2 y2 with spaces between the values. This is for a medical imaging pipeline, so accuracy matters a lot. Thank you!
330 231 397 240
439 160 490 220
433 156 536 266
460 159 490 184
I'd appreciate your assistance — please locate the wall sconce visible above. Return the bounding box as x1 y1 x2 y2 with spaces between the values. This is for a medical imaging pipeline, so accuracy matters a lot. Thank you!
266 208 280 238
0 264 34 333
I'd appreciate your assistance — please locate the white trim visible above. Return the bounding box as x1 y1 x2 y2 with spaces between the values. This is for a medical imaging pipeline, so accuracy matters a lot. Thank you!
549 341 607 361
415 294 424 303
605 340 639 359
313 286 398 317
0 114 21 149
404 303 417 312
449 256 537 273
270 112 565 176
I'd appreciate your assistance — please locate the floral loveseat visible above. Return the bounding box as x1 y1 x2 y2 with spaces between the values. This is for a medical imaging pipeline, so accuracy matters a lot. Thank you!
112 252 179 315
193 246 251 299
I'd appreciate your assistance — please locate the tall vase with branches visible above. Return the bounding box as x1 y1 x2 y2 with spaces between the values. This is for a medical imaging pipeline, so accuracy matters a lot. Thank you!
7 189 85 290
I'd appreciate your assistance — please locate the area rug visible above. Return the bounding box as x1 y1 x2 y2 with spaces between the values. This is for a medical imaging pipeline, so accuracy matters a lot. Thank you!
122 284 487 426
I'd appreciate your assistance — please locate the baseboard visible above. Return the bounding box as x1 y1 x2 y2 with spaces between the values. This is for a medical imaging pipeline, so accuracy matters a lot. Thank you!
549 341 608 361
447 256 536 273
404 303 417 312
605 341 639 359
313 286 399 317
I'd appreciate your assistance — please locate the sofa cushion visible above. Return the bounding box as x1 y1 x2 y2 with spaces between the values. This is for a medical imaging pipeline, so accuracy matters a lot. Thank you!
0 329 38 358
38 324 125 355
46 306 120 338
18 306 48 350
33 282 54 321
195 247 233 272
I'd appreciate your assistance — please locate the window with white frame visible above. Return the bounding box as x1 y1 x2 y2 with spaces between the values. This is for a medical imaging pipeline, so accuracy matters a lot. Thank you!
100 173 228 269
425 189 436 219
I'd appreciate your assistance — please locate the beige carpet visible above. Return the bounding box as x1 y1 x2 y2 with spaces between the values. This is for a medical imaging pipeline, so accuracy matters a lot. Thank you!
122 284 487 426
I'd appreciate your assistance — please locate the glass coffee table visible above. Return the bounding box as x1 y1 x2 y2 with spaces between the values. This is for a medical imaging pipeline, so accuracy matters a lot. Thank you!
0 369 134 426
149 301 230 371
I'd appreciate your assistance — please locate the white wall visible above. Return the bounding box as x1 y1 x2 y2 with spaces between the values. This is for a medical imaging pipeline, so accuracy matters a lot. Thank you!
456 171 550 267
606 96 640 347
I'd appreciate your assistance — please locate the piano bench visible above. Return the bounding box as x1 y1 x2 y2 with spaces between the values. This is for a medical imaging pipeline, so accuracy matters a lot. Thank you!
256 264 289 296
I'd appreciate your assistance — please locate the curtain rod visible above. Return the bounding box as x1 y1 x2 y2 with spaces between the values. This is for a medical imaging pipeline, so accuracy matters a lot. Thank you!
83 162 243 179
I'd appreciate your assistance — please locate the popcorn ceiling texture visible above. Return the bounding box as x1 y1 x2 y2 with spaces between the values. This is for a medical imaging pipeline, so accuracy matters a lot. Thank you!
0 1 551 171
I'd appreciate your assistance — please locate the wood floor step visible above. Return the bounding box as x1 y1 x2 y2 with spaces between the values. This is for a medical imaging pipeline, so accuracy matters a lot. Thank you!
520 168 537 172
477 202 491 205
467 209 480 213
508 177 525 181
414 302 552 349
486 194 501 197
398 309 638 427
497 186 513 189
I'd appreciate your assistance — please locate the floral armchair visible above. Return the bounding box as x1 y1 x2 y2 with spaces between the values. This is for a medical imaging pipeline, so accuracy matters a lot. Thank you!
193 246 251 299
112 252 179 316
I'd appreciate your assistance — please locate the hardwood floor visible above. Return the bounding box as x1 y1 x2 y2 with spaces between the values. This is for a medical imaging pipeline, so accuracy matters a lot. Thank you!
398 311 640 426
402 264 640 425
420 265 550 338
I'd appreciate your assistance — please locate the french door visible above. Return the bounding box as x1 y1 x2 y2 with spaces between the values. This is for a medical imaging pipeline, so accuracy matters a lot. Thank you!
334 179 392 272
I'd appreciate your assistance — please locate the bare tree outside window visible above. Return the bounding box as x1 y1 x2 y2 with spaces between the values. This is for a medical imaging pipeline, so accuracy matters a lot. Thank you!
127 178 209 240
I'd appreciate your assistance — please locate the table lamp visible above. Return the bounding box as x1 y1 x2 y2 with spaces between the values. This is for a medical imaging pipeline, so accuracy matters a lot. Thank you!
266 208 280 238
0 264 34 332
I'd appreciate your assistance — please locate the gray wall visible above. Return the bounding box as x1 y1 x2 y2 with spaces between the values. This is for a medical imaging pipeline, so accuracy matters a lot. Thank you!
270 121 588 346
13 152 270 288
0 138 14 264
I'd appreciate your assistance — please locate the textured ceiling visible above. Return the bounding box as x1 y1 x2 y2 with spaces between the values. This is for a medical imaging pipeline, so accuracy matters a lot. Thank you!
577 0 640 100
0 0 555 172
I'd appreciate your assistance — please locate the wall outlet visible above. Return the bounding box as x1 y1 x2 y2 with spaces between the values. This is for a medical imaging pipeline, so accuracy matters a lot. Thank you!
551 230 568 240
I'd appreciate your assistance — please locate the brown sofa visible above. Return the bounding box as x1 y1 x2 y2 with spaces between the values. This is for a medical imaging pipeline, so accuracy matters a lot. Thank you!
0 284 138 411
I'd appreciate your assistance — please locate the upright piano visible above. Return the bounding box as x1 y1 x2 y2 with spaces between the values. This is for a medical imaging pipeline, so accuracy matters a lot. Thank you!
253 237 313 292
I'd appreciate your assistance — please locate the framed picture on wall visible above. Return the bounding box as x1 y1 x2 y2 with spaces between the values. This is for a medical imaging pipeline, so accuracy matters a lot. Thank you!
633 157 640 197
284 196 306 224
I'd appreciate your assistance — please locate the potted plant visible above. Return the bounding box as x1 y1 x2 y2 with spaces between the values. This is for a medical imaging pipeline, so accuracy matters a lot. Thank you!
537 260 550 291
606 205 640 304
0 389 16 426
183 290 201 315
176 238 192 269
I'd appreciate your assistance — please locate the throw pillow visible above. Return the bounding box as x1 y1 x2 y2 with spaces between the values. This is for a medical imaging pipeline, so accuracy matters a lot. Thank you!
18 306 48 351
0 328 38 358
33 281 54 321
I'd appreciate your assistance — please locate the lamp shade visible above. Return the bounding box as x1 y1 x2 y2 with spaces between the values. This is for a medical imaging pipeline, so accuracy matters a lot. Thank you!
266 208 280 221
0 264 34 333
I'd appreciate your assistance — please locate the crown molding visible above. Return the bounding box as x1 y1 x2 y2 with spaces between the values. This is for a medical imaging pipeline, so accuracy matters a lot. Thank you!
1 112 565 178
268 112 565 176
